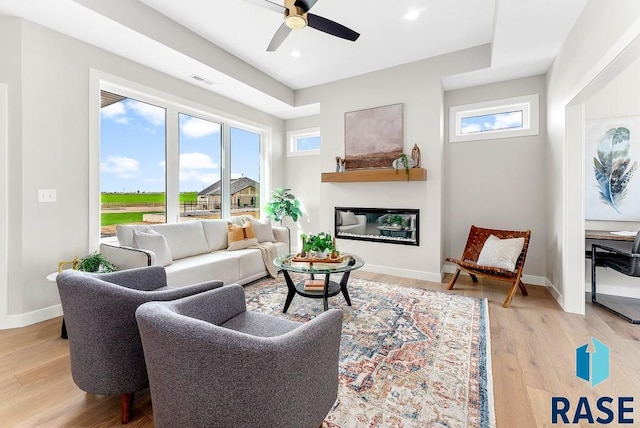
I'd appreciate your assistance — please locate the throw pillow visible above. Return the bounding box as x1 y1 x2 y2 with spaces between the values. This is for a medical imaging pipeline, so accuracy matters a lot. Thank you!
132 229 173 267
250 218 277 243
227 221 259 251
340 211 359 226
476 234 525 272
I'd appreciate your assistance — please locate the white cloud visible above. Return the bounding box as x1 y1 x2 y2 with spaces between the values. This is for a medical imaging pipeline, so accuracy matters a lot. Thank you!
125 99 165 126
491 112 522 130
178 152 219 184
101 102 128 123
181 117 221 138
100 156 141 178
461 123 483 134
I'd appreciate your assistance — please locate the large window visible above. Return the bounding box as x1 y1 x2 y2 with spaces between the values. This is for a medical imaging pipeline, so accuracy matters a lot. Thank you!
100 92 166 238
179 113 222 219
449 94 539 143
98 86 266 239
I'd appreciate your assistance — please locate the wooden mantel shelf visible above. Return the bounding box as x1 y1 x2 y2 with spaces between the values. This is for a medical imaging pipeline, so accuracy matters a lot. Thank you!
321 168 427 183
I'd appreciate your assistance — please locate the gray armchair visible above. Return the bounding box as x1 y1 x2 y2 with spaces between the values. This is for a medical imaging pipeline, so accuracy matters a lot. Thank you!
135 284 343 428
56 266 223 424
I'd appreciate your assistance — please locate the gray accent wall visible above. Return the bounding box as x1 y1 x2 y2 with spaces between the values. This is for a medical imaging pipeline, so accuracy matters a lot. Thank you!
443 76 547 281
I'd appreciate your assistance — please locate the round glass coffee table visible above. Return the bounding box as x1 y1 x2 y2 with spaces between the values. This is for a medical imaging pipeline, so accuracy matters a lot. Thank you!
273 253 365 313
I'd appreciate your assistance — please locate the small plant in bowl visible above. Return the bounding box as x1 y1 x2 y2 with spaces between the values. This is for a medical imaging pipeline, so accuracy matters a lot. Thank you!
303 232 335 258
76 252 118 273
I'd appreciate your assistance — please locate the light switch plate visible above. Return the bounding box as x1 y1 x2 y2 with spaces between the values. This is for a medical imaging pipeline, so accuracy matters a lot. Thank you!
38 189 56 203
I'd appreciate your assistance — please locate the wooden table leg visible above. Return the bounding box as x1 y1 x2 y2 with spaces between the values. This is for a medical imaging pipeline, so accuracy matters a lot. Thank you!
339 271 352 306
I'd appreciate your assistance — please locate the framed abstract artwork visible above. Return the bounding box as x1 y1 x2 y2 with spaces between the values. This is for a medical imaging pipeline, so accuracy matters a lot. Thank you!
585 116 640 221
344 103 403 170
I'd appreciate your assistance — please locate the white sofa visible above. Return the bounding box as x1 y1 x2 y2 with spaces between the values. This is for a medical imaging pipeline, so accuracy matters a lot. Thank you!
336 214 367 235
99 219 289 287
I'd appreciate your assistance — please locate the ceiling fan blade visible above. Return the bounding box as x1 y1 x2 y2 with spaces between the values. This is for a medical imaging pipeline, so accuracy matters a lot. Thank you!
241 0 286 14
267 22 292 51
307 13 360 41
294 0 318 12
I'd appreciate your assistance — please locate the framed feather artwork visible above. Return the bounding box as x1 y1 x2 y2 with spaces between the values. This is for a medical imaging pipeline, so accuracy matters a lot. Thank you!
585 116 640 221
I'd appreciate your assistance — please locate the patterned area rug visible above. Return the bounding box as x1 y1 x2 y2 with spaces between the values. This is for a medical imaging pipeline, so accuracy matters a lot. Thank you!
244 274 495 428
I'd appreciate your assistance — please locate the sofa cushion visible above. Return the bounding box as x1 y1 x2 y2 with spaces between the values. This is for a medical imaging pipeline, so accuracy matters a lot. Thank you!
150 221 209 260
132 230 173 267
116 224 151 247
164 252 240 287
227 221 258 251
201 219 229 252
250 218 277 243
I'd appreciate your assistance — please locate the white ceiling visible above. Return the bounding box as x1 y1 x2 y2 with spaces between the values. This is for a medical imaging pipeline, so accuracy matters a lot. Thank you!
0 0 588 119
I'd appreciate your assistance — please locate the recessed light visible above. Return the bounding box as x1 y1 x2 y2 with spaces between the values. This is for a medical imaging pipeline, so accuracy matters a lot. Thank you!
404 9 420 20
290 50 302 58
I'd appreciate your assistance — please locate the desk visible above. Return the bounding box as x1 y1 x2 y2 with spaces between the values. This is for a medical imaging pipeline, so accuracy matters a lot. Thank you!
585 230 636 242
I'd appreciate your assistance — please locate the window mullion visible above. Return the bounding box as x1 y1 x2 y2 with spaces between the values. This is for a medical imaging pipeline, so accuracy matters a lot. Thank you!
166 106 180 223
221 123 231 219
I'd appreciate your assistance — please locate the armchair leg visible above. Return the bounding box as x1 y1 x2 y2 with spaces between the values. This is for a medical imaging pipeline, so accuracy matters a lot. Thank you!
469 274 478 283
121 392 135 424
447 269 461 290
517 279 529 296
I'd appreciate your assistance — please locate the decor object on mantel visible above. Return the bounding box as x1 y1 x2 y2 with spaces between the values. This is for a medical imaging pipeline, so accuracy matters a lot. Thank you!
244 275 494 428
344 103 403 170
411 143 421 167
392 154 414 181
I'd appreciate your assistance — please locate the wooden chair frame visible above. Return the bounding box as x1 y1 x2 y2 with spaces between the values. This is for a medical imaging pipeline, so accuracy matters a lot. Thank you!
445 225 531 308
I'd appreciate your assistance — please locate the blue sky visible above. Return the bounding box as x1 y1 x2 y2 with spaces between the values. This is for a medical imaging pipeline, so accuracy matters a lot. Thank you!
460 110 523 135
100 98 260 193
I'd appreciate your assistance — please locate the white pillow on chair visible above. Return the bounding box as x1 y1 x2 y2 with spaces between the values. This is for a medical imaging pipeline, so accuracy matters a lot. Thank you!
477 235 524 272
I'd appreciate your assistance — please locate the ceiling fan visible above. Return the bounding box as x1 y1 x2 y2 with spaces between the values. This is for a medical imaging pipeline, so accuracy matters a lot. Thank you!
244 0 360 51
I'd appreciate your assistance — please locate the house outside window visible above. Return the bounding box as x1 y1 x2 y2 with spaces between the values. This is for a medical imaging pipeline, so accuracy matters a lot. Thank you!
449 94 539 143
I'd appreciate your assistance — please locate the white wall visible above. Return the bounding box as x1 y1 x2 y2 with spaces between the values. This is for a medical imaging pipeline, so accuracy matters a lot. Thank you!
284 115 321 250
443 76 547 284
294 45 491 281
546 0 640 313
1 18 285 328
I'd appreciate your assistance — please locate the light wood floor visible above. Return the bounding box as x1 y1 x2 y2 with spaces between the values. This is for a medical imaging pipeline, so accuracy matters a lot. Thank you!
2 272 640 427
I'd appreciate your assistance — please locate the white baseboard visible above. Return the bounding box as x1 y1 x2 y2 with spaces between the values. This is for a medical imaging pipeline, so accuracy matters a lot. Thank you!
441 264 547 286
361 264 443 283
3 304 62 329
586 282 640 299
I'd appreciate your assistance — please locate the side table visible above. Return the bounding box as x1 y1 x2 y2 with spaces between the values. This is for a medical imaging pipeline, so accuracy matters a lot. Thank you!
46 272 67 339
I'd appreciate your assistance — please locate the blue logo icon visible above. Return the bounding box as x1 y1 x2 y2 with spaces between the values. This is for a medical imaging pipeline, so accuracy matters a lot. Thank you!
576 338 609 387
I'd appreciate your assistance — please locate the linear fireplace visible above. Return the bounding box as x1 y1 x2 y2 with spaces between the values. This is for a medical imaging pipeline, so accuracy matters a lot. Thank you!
335 207 419 246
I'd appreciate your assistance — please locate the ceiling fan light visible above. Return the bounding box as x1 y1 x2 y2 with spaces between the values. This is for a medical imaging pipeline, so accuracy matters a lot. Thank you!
285 14 307 30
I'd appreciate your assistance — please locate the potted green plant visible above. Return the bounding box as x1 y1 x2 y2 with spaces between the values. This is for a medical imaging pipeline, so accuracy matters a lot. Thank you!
393 154 411 181
387 214 406 229
303 232 335 258
76 252 118 273
265 188 303 225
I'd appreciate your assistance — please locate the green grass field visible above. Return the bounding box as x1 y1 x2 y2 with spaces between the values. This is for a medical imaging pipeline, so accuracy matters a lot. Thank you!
101 192 198 205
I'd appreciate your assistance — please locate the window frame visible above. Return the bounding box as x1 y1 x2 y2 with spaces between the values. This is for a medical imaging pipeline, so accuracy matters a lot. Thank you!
449 94 539 143
90 70 269 246
287 127 320 156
